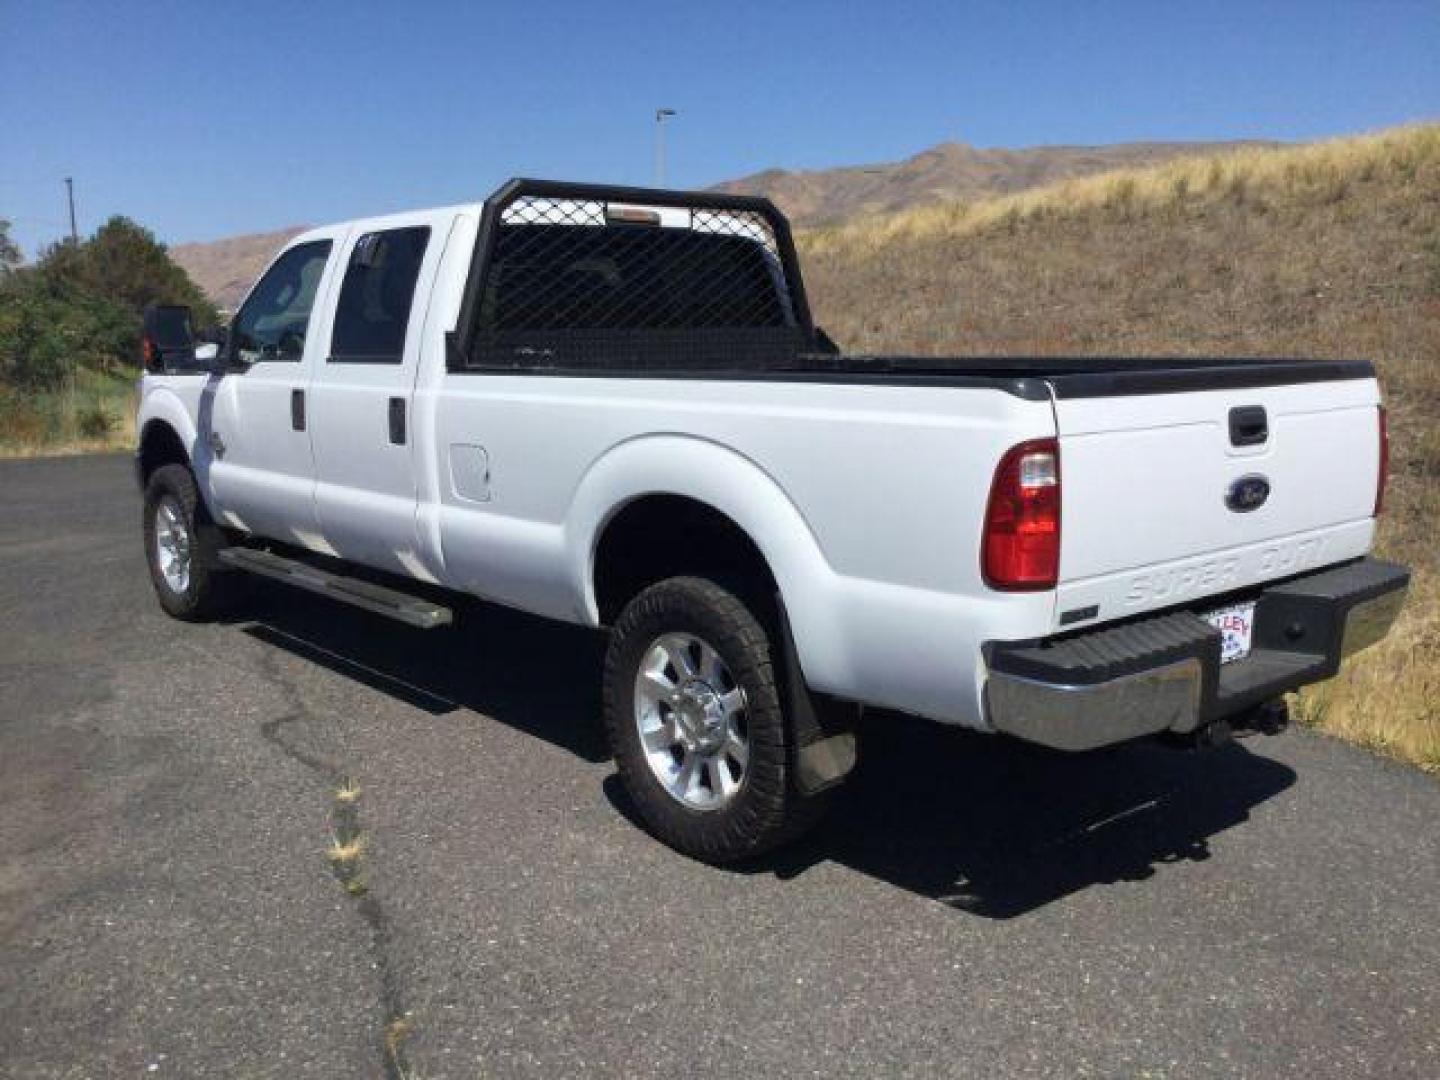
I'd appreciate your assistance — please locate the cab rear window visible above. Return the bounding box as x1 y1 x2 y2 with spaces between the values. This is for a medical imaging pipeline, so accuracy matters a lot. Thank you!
483 223 790 333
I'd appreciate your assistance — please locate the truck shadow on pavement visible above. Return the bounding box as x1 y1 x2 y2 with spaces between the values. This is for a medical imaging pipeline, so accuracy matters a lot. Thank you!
239 581 613 763
239 582 1297 920
752 714 1297 917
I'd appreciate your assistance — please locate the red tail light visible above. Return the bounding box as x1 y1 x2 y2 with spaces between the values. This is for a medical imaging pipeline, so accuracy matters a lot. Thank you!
983 438 1061 590
141 333 156 368
1374 404 1389 517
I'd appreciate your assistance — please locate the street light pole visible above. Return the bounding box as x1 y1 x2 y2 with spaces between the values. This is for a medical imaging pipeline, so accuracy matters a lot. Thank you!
654 108 676 187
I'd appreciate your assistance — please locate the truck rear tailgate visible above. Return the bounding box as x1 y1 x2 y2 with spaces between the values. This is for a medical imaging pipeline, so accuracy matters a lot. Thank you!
1051 373 1382 629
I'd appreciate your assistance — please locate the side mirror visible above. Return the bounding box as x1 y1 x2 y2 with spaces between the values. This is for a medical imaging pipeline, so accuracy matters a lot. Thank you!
193 325 232 373
142 303 198 373
277 329 305 362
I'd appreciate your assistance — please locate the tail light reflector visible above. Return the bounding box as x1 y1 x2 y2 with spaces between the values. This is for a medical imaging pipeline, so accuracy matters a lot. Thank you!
983 438 1061 590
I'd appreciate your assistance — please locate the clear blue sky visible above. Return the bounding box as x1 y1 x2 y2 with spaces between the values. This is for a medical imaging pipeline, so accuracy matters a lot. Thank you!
2 0 1437 257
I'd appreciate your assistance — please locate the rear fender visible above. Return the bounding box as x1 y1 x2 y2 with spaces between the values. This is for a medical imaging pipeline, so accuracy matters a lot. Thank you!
566 435 846 691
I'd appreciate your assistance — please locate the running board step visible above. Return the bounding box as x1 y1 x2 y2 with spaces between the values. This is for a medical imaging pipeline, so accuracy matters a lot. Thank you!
218 547 453 629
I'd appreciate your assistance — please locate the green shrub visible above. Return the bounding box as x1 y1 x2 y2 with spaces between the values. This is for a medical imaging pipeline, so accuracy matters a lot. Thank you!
0 285 71 388
1 213 217 400
76 401 116 438
0 279 135 389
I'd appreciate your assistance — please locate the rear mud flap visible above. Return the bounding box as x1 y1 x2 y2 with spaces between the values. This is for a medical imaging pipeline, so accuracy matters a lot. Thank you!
777 599 859 795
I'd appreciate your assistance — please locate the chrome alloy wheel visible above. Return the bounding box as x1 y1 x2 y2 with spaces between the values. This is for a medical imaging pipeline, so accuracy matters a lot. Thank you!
633 632 750 811
153 496 192 595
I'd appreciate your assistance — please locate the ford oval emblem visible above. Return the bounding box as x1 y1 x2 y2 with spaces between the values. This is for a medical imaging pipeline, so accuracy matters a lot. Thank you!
1226 474 1271 513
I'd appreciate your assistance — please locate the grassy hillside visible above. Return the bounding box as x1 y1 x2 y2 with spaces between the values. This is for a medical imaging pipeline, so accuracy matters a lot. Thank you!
167 142 1268 307
801 124 1440 770
713 138 1275 226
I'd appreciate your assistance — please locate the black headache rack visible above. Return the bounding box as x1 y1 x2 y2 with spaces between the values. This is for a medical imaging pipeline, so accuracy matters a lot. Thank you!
450 178 823 373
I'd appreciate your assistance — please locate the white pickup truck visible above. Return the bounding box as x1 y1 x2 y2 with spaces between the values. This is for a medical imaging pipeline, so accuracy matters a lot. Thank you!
136 179 1409 862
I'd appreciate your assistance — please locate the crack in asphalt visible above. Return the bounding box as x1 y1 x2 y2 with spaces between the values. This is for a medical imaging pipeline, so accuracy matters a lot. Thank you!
255 651 415 1080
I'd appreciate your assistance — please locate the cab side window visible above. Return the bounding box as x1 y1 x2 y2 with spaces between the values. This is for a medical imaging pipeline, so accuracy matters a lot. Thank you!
231 241 333 365
329 227 431 363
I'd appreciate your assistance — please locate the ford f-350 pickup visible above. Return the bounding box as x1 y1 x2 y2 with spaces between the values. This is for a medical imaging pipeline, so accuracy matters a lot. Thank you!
135 179 1409 862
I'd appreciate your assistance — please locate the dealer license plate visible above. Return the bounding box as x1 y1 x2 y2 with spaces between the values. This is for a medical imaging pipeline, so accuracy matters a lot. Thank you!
1204 601 1256 664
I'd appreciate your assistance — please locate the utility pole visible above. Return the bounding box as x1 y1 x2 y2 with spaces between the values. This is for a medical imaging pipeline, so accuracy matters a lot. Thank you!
64 177 78 244
654 108 676 187
61 176 79 433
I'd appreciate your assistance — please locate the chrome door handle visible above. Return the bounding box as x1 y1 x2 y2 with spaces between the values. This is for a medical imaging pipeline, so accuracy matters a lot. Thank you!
208 431 227 458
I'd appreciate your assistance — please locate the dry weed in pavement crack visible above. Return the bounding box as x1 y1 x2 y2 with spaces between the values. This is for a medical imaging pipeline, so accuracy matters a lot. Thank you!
255 650 417 1080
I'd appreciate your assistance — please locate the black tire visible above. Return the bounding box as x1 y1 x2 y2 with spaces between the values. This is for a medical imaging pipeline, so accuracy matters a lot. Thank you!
603 576 831 863
142 463 242 621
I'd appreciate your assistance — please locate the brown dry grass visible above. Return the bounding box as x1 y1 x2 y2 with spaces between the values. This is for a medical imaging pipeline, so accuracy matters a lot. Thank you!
801 124 1440 770
0 366 138 458
327 833 365 865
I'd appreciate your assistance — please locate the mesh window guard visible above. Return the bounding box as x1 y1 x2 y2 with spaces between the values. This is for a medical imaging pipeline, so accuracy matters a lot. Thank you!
456 180 816 372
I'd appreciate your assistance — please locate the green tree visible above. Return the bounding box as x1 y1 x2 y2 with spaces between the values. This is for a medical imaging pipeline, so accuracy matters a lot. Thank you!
0 219 20 276
1 214 215 386
0 274 132 388
36 216 217 326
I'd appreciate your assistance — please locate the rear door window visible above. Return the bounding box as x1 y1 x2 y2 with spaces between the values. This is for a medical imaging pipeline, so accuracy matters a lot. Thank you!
329 227 431 363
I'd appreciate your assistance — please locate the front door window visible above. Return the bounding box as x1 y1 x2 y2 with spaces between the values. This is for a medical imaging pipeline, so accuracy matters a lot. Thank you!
231 241 333 366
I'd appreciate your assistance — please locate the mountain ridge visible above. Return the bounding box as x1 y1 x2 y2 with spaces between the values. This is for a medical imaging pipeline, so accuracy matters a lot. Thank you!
710 138 1279 224
170 226 309 312
172 137 1276 307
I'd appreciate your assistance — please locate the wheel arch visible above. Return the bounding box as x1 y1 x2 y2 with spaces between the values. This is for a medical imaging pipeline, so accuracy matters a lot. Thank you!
137 418 192 488
592 493 779 626
136 387 202 488
567 435 846 691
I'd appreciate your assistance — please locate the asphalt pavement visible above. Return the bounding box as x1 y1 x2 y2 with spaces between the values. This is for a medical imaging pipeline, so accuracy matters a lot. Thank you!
1 454 1436 1078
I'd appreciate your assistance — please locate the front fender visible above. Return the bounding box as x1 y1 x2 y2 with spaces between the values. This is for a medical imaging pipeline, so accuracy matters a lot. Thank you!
136 380 220 507
564 434 851 694
137 386 201 462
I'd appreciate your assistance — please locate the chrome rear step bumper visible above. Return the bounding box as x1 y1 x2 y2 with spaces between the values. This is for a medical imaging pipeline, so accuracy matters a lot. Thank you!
984 557 1409 752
